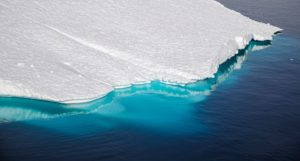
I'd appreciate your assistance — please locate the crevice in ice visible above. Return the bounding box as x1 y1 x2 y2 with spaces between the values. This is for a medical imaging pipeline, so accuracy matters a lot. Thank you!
39 23 198 81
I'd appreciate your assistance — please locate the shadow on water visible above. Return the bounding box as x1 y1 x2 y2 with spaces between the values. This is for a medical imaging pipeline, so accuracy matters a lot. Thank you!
0 39 272 133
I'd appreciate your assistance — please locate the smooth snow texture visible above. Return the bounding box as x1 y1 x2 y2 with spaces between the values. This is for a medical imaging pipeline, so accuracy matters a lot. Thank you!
0 0 280 103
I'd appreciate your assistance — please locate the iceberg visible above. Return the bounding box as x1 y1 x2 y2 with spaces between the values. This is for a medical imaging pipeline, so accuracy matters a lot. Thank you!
0 40 272 122
0 0 280 103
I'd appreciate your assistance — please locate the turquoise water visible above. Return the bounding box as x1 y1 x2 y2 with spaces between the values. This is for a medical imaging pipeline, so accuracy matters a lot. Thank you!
1 35 299 161
0 40 269 129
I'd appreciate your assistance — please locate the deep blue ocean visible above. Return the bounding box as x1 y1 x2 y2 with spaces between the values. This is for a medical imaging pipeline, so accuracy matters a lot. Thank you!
1 1 300 161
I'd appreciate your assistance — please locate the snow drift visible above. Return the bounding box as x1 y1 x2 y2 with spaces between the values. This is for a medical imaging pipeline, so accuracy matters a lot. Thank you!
0 0 281 103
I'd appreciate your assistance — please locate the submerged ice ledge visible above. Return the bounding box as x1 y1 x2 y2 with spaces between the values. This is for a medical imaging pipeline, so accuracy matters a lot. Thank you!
0 0 281 103
0 39 273 122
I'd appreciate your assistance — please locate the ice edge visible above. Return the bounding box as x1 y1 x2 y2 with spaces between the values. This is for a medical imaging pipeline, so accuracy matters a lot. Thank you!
64 32 282 104
0 31 281 104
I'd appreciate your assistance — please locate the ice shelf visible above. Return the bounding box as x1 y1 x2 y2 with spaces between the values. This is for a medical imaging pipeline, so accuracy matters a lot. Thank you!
0 0 281 103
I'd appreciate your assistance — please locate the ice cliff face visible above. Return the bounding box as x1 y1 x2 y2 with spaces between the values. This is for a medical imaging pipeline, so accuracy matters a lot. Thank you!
0 0 280 103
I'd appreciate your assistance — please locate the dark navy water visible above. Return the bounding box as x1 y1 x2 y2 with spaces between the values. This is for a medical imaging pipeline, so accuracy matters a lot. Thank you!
1 1 300 161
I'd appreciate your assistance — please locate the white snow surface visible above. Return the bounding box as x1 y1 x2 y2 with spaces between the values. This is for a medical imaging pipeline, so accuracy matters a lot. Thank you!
0 0 280 103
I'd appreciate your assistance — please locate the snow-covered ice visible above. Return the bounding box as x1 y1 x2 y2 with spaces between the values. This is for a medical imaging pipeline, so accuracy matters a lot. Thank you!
0 0 280 103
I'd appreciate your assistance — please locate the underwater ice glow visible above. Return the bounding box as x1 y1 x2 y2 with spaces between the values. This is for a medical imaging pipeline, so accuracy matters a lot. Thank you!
0 40 271 124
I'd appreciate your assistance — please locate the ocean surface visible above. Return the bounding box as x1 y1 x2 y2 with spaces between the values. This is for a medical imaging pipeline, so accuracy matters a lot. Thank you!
1 1 300 161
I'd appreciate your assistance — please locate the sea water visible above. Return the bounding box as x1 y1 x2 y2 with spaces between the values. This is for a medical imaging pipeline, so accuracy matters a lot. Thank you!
1 1 300 161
